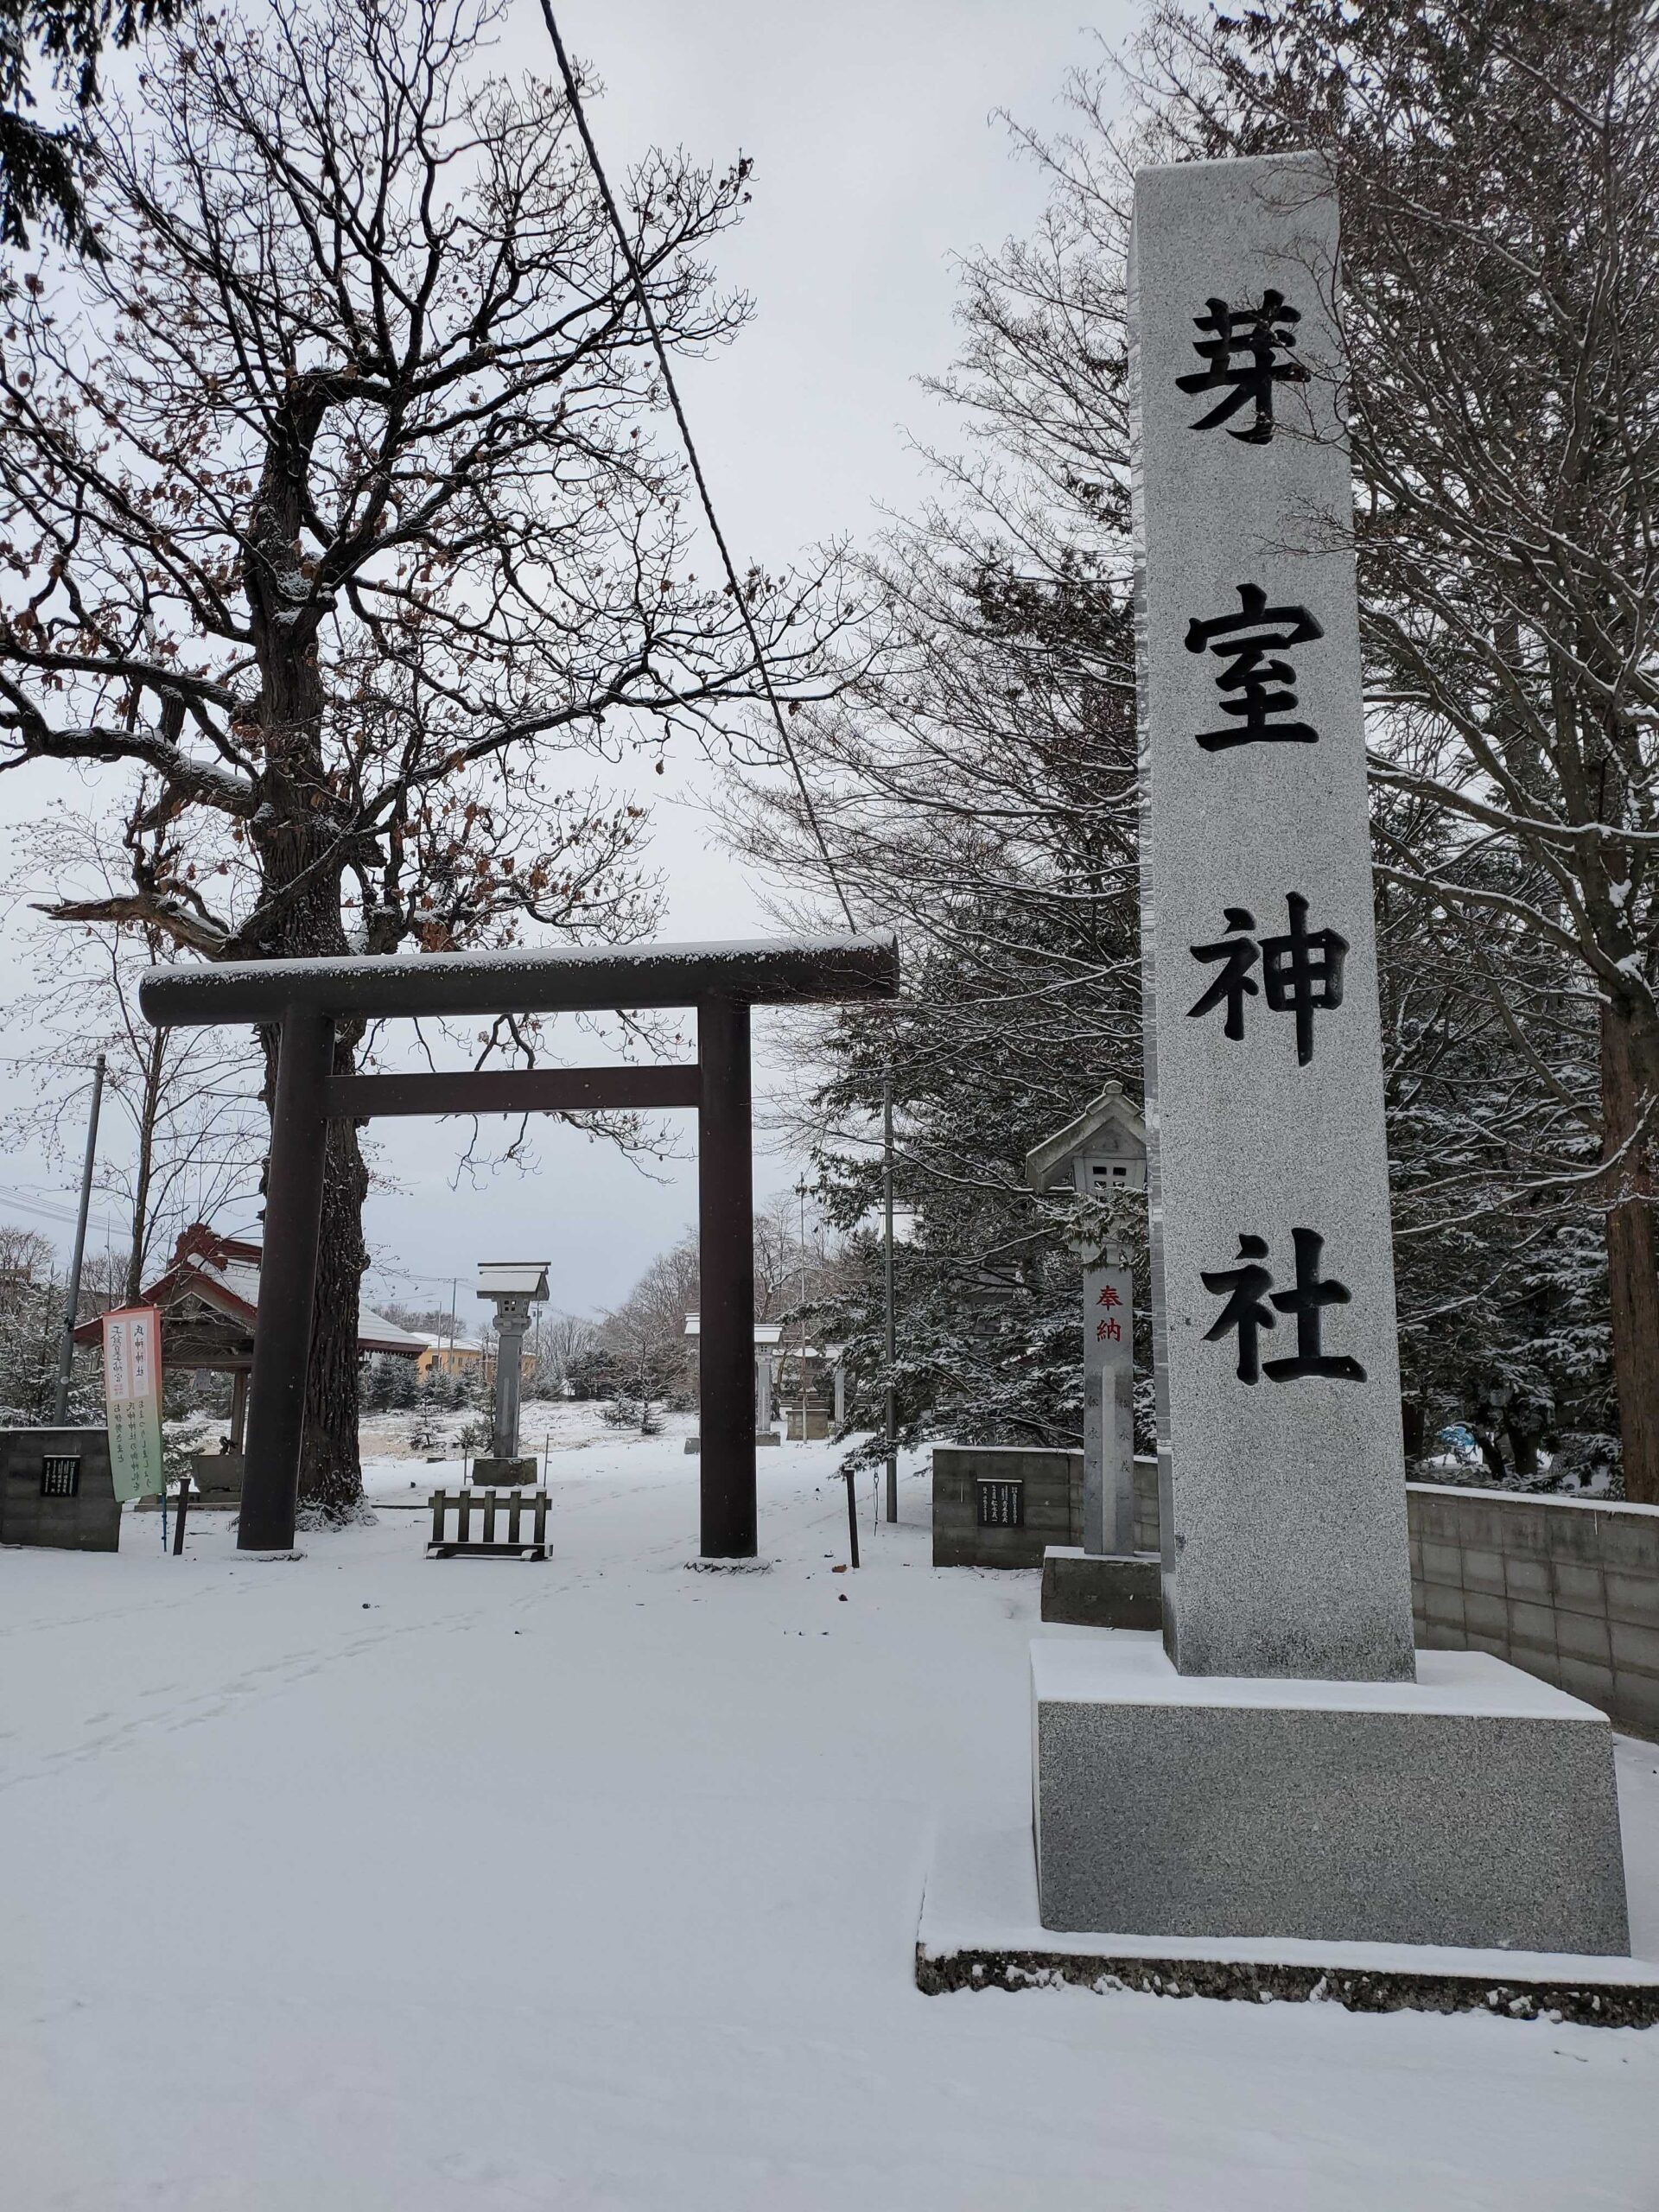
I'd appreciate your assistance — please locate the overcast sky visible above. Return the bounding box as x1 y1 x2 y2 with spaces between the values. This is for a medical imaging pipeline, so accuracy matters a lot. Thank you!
0 0 1134 1323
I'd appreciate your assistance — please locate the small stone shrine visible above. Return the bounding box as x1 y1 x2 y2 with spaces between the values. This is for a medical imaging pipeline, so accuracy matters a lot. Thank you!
1030 151 1630 1955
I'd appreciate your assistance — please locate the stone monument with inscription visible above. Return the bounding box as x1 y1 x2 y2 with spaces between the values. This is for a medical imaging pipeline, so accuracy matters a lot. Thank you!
1031 152 1630 1955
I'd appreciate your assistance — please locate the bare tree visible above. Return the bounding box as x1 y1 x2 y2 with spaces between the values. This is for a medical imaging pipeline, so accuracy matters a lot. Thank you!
596 1230 699 1417
531 1307 595 1395
835 3 1656 1494
0 1220 66 1416
3 804 264 1300
751 1187 839 1321
0 0 855 1516
725 485 1144 1457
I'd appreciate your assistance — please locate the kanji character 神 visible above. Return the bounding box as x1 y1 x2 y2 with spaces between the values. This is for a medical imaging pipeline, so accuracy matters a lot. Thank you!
1188 894 1347 1065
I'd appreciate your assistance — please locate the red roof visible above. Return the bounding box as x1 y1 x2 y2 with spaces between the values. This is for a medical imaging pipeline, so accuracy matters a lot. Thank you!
72 1224 425 1360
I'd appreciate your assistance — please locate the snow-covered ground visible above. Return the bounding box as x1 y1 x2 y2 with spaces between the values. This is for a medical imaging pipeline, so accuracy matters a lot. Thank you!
356 1391 688 1497
3 1415 1657 2209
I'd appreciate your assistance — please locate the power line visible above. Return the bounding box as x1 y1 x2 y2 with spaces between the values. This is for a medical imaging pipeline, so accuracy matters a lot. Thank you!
535 2 859 935
0 1181 124 1242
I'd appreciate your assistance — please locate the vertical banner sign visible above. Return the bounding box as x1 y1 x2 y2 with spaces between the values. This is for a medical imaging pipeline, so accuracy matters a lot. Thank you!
1081 1255 1135 1558
1129 153 1415 1682
102 1305 166 1503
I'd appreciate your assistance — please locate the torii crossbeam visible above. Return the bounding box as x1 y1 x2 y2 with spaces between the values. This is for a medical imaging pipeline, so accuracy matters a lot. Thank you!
140 935 899 1556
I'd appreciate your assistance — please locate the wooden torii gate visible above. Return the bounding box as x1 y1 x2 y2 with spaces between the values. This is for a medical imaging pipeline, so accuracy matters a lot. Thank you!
139 935 898 1557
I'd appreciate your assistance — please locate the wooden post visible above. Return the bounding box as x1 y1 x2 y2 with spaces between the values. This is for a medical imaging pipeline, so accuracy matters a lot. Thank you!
697 995 757 1558
171 1477 190 1556
238 1005 334 1554
228 1369 250 1453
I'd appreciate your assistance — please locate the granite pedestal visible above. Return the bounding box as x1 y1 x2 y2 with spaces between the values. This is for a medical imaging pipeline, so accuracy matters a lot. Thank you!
470 1455 539 1486
191 1448 244 1505
1031 1636 1630 1954
1040 1547 1163 1630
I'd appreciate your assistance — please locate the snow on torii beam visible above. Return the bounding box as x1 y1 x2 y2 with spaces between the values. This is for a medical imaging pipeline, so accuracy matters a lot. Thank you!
139 934 899 1558
141 935 899 1027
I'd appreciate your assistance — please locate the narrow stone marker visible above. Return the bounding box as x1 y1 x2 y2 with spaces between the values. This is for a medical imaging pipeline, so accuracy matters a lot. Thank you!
1134 149 1413 1683
1027 151 1631 1958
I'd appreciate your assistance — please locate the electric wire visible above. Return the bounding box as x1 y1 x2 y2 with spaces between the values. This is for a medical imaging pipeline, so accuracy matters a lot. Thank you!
535 3 859 935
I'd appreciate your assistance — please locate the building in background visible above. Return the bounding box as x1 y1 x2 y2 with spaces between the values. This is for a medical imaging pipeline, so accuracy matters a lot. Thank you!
73 1223 425 1456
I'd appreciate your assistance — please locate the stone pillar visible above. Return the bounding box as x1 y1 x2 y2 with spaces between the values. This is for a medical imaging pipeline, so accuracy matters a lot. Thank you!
1082 1248 1135 1556
490 1295 531 1460
1133 150 1414 1682
755 1351 773 1433
832 1362 846 1430
1029 152 1630 1955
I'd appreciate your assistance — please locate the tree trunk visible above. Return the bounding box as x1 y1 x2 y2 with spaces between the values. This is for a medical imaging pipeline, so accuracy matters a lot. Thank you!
1505 1423 1541 1484
240 385 371 1522
1600 993 1659 1504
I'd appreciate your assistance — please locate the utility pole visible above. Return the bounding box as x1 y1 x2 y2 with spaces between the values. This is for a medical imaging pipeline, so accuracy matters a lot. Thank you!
53 1052 106 1426
883 1076 898 1523
796 1177 810 1446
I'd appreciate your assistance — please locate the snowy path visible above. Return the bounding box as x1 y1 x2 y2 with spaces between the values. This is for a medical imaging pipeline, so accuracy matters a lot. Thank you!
3 1433 1656 2210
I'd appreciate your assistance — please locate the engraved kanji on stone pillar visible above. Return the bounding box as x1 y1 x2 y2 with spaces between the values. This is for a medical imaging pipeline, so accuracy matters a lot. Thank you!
1129 152 1415 1681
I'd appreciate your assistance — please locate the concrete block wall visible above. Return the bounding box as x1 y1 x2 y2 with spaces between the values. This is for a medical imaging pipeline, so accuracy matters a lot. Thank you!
932 1448 1161 1569
931 1447 1079 1568
0 1427 121 1552
1408 1483 1659 1741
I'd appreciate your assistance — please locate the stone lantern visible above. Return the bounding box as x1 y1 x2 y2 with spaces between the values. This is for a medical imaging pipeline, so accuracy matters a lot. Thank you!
474 1261 550 1485
1025 1084 1157 1626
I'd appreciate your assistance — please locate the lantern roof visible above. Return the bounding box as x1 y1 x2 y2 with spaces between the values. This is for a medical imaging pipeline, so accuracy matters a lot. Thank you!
475 1262 551 1301
1024 1084 1147 1192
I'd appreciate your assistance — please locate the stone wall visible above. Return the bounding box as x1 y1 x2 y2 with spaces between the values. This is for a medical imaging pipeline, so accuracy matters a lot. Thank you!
1408 1483 1659 1741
